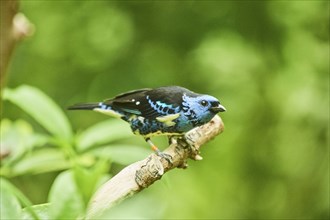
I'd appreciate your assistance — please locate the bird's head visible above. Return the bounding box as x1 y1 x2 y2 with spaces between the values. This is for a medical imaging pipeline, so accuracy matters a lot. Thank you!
182 94 226 124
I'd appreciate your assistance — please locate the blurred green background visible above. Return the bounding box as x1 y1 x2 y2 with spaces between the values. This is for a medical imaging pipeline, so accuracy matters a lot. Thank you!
2 0 329 219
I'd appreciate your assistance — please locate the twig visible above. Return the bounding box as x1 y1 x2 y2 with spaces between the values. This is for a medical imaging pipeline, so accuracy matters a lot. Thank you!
0 0 34 90
86 115 224 219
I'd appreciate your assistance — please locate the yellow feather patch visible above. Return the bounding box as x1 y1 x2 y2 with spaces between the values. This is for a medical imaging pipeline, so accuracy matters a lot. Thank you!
156 113 180 127
141 131 183 138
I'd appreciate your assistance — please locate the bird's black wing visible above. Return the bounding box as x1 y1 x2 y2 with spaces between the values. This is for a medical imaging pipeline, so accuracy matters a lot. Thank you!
104 86 194 119
111 88 152 100
102 88 150 115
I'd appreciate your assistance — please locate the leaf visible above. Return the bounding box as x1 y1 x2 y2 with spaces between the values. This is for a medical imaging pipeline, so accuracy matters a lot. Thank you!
0 119 49 164
22 203 51 220
9 148 70 177
73 159 109 205
76 119 132 151
48 171 85 219
3 85 73 140
90 144 150 165
0 179 22 220
0 178 39 220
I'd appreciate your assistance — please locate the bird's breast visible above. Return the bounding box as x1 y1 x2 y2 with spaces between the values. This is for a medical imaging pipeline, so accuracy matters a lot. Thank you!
127 114 185 137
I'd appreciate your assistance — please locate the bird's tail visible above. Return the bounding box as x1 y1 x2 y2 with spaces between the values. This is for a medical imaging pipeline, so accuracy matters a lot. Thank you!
67 102 100 110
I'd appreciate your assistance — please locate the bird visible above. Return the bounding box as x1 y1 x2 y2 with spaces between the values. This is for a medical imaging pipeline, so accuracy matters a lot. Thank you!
68 86 226 161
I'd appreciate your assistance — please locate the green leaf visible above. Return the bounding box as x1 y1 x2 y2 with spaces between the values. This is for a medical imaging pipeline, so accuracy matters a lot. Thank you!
8 148 70 177
0 119 49 164
22 203 51 220
3 85 73 140
91 144 150 165
73 159 109 205
48 171 85 219
76 119 132 151
0 178 40 220
0 179 22 220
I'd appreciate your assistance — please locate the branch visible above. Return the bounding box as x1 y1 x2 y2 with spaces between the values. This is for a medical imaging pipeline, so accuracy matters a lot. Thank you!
86 115 225 219
0 0 34 90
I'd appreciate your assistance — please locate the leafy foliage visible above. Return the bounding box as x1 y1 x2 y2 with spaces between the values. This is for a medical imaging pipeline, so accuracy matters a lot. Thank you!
3 86 73 140
1 85 147 219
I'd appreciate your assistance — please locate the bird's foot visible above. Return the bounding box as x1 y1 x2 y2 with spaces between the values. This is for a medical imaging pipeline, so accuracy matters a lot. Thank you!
146 138 173 165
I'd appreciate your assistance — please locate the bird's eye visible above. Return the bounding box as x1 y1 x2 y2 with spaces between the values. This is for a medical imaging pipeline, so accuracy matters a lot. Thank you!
200 100 208 107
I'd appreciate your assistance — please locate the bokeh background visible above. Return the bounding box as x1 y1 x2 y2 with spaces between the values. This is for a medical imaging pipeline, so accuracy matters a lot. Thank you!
2 0 329 219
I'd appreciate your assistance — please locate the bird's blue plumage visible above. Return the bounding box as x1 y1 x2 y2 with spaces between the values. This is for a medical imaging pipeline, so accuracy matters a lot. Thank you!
68 86 226 142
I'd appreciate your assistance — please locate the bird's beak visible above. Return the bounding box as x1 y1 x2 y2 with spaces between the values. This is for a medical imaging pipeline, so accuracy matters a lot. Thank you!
210 104 226 113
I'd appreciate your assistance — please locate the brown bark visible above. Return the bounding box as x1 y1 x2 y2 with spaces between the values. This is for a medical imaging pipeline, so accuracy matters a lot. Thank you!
0 0 34 90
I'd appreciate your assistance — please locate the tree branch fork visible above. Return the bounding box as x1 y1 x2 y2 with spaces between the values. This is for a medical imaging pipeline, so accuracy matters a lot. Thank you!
86 115 225 219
